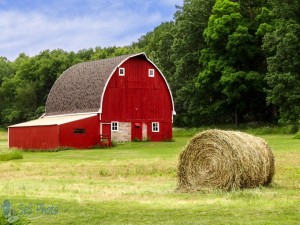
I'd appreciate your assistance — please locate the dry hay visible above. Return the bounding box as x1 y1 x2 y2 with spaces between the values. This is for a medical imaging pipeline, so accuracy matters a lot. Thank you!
177 129 275 192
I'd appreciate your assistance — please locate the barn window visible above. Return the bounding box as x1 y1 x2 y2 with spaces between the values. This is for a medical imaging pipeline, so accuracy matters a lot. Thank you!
119 68 125 76
152 122 159 132
73 129 86 134
148 69 155 77
111 122 119 131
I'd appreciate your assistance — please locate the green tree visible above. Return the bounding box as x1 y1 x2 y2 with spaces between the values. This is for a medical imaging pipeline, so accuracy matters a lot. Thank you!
262 0 300 125
0 50 73 125
14 49 72 106
171 0 216 126
198 0 270 126
0 57 15 125
0 57 14 84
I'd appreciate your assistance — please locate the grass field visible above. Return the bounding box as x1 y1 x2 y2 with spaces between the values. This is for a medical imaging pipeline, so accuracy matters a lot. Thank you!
0 128 299 224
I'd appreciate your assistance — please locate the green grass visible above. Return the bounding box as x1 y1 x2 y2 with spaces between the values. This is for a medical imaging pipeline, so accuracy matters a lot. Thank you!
0 129 299 224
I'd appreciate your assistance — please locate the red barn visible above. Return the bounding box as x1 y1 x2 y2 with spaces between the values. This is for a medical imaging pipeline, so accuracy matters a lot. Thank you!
9 53 176 149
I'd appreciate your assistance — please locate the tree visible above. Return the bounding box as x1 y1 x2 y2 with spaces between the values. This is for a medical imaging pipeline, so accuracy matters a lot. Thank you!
198 0 270 126
262 0 300 125
171 0 216 126
0 57 14 85
14 49 73 107
0 57 15 125
0 50 73 125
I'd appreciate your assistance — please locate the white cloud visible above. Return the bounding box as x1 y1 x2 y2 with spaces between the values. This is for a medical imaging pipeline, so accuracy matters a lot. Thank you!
0 1 177 60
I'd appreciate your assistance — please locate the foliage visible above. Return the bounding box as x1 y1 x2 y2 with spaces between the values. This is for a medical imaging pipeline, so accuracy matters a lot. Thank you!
293 131 300 139
262 0 300 125
0 150 23 161
171 0 216 126
198 0 270 126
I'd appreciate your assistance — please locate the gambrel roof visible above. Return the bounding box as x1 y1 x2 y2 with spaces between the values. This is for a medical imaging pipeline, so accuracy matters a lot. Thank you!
45 53 175 116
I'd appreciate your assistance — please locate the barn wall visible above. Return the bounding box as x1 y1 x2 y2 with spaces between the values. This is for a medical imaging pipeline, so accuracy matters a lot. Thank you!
9 125 59 149
102 57 173 122
59 115 99 149
101 56 173 141
147 122 172 142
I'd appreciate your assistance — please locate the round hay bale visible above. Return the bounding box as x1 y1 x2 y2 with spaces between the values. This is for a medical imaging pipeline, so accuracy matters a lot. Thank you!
177 129 275 191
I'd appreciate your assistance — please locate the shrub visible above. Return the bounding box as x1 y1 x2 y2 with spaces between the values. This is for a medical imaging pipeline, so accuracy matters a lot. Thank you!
0 150 23 161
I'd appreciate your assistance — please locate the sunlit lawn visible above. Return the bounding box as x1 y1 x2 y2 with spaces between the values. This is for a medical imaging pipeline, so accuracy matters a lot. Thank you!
0 129 299 224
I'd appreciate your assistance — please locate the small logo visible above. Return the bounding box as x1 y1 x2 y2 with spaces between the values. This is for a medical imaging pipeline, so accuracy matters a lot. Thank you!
1 199 20 224
2 199 11 218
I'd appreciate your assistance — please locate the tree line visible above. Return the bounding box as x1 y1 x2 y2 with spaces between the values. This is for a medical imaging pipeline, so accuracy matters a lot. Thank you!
0 0 299 128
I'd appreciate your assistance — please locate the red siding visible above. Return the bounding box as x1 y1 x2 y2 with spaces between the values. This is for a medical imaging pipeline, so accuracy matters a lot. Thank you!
9 115 99 150
59 115 99 149
9 126 59 150
101 56 173 141
147 122 172 142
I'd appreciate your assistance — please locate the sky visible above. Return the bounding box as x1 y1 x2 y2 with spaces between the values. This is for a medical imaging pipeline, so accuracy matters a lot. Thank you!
0 0 182 61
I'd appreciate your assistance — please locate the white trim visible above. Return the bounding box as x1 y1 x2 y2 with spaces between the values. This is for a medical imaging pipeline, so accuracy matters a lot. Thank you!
100 122 112 135
98 52 176 116
119 67 125 76
111 121 119 131
148 69 155 77
152 122 159 132
7 127 9 148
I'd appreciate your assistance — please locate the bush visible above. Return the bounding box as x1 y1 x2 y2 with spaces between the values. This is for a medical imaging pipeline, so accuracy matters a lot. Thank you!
293 131 300 139
0 150 23 161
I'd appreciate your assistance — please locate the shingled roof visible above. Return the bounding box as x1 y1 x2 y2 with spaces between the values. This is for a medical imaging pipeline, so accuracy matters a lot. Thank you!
45 53 146 116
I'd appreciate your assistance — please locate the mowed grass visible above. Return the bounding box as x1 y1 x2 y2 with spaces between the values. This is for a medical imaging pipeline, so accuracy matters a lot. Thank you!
0 129 299 224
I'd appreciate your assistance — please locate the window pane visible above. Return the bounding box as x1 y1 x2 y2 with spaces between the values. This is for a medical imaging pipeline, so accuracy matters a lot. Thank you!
149 69 154 77
74 129 86 134
152 122 159 132
112 122 118 131
119 68 125 76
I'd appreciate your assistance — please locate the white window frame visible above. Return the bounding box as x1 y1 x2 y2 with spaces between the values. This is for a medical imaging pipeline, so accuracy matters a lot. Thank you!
119 67 125 76
111 121 119 131
152 122 159 132
148 69 155 77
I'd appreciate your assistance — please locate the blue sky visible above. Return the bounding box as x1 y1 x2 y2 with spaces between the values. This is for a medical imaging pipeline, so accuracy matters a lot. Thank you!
0 0 182 61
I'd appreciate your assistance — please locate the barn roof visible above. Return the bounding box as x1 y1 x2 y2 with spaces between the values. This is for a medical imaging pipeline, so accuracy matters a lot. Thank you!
45 52 175 116
9 114 97 127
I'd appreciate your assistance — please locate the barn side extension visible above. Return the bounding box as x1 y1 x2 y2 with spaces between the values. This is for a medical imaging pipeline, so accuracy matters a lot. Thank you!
9 114 99 150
